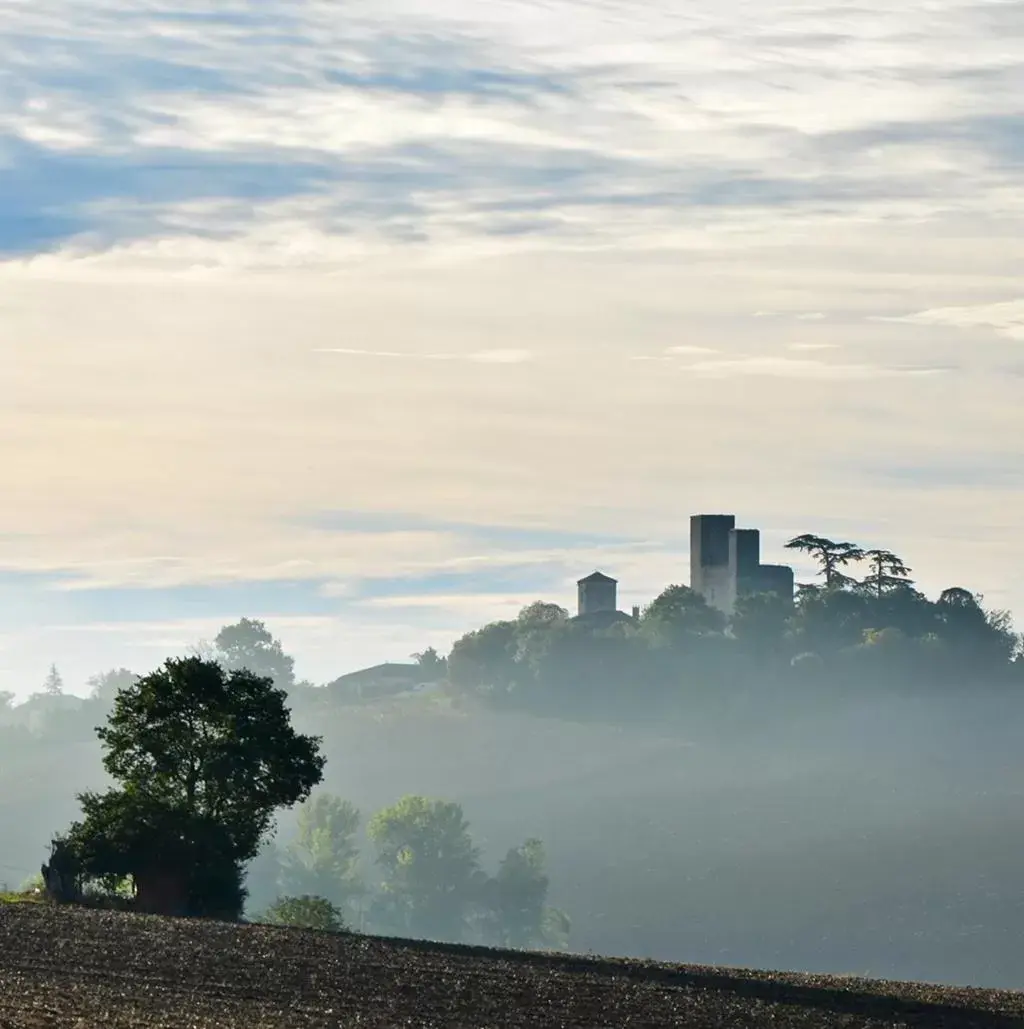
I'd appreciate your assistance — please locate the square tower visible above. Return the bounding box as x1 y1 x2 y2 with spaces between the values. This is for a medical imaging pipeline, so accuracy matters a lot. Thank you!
577 571 618 616
729 527 761 605
690 514 735 613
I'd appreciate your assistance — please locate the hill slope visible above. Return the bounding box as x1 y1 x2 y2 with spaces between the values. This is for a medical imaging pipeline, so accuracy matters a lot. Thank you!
0 905 1021 1028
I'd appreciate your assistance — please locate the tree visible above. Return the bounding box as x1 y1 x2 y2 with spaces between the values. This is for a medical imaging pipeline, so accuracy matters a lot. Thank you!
42 664 64 696
411 647 447 680
516 602 569 627
280 793 365 920
446 621 520 700
859 549 913 597
730 591 793 660
486 838 556 949
935 588 1019 668
785 534 864 590
62 656 324 917
261 895 345 932
0 690 14 712
367 795 482 940
789 587 870 654
87 668 140 706
214 618 296 692
642 585 726 638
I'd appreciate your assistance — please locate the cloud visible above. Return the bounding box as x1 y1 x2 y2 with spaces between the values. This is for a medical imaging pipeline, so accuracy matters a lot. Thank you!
0 0 1022 265
2 0 1024 694
665 345 718 355
314 347 532 363
680 357 949 380
885 299 1024 340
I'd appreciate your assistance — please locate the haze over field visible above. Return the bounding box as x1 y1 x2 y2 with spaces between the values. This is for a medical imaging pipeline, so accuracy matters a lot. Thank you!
1 0 1023 692
3 0 1024 1005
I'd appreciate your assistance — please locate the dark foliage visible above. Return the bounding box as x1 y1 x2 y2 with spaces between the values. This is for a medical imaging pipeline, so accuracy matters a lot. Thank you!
60 657 324 919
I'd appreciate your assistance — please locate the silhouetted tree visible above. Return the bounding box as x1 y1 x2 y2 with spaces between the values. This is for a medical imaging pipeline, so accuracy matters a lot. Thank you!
859 550 914 597
62 656 324 918
785 534 865 590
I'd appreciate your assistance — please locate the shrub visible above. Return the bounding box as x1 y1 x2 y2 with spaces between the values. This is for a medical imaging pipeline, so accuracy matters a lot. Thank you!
260 894 345 932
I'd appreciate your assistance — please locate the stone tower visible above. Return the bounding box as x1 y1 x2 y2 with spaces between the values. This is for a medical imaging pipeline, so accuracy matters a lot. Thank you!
690 514 736 612
691 513 794 614
577 571 618 616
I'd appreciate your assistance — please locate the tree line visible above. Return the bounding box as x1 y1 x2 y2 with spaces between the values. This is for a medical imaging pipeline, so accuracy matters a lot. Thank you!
22 654 566 951
2 530 1020 736
254 793 568 948
446 532 1021 719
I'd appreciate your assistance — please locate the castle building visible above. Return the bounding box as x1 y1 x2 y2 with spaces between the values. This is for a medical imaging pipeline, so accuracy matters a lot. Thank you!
690 514 794 615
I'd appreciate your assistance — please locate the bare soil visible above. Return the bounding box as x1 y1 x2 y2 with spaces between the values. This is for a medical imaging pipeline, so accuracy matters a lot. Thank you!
1 903 1022 1028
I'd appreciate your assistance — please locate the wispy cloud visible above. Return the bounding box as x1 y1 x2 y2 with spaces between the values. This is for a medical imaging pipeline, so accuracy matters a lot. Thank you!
680 357 949 380
314 347 532 363
885 299 1024 340
1 0 1022 266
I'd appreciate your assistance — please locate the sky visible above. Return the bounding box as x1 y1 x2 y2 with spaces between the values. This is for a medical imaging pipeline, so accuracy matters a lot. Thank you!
1 0 1023 697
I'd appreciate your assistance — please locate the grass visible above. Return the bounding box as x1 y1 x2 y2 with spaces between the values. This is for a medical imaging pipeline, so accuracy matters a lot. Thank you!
0 890 43 904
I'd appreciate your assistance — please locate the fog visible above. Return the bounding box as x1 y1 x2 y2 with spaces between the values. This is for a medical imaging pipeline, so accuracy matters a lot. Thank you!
4 671 1024 989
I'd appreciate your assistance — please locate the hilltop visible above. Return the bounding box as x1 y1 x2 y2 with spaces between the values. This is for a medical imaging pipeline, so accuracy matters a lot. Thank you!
0 904 1021 1028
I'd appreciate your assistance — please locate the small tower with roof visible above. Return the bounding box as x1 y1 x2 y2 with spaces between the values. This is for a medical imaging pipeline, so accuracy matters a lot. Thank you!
577 571 618 616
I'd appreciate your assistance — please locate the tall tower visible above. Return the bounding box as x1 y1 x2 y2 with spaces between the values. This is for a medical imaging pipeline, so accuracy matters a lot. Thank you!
690 514 735 613
577 572 618 616
729 527 761 608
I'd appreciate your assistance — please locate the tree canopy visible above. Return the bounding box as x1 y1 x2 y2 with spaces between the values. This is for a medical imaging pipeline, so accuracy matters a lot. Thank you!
213 618 297 692
62 656 324 917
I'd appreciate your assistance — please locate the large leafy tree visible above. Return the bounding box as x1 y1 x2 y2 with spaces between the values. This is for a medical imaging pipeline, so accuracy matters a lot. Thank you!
367 795 483 940
280 793 365 919
516 602 570 628
446 621 520 699
63 656 324 915
214 618 296 692
642 585 726 638
785 534 865 590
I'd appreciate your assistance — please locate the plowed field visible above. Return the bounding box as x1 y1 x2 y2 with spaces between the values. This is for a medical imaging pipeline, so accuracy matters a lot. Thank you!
1 903 1022 1027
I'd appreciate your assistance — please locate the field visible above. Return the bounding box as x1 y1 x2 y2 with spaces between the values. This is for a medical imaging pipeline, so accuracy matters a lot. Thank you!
2 905 1024 1027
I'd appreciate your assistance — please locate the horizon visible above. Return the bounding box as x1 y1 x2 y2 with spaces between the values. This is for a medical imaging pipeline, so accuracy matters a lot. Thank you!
3 0 1023 697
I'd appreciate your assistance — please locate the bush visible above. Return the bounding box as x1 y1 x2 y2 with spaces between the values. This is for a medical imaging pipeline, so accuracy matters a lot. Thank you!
260 894 345 932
